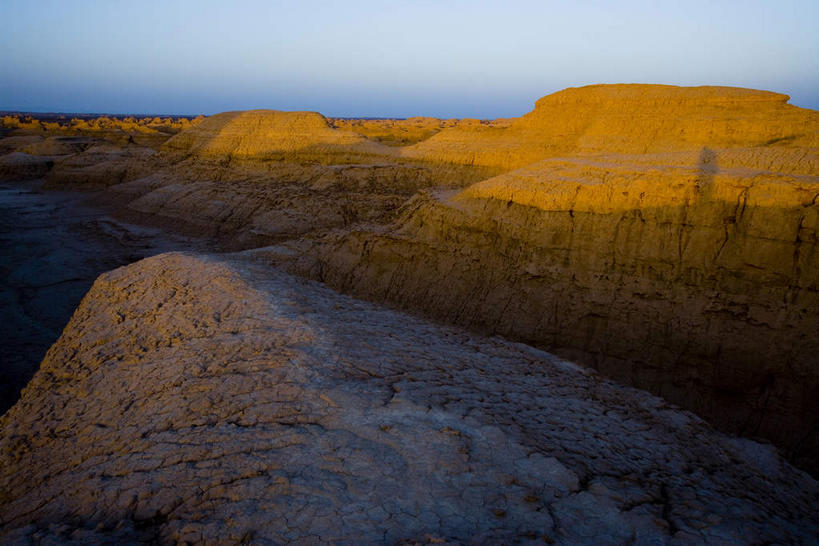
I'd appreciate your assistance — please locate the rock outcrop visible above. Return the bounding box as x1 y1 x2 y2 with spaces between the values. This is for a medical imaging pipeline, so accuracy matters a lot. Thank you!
0 152 54 181
21 136 96 156
162 110 385 160
402 84 819 171
0 183 200 415
1 253 816 543
330 116 461 146
43 143 158 189
262 86 819 474
273 149 819 472
2 84 818 480
95 111 495 249
0 114 202 149
0 135 46 154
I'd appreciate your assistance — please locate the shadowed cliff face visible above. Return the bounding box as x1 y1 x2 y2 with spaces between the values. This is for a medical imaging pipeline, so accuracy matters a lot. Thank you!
271 148 819 473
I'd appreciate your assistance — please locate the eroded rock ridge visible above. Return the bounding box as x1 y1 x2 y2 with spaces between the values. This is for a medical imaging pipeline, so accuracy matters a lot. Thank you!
1 253 816 543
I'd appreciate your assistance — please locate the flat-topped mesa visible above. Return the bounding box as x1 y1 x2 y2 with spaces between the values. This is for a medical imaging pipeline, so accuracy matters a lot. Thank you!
531 84 791 107
402 84 819 171
519 84 817 151
162 109 386 160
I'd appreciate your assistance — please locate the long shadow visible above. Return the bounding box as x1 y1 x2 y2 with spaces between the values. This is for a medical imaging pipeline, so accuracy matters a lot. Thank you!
697 146 718 185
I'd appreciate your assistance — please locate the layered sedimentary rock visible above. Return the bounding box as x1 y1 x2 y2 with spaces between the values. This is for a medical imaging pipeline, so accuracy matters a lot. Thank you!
1 253 816 543
2 84 818 480
21 136 96 156
99 110 492 248
0 135 44 154
276 153 819 472
0 113 201 148
330 116 461 146
402 85 819 171
162 109 384 160
105 162 489 251
265 86 819 473
0 152 54 181
43 143 159 189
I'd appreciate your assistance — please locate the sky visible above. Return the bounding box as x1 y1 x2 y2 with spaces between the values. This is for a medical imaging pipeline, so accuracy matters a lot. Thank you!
1 0 817 118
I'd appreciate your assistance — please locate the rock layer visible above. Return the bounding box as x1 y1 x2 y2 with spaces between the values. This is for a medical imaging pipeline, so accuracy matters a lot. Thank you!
273 146 819 473
1 253 816 543
162 110 382 160
402 84 819 171
0 152 53 181
2 84 818 480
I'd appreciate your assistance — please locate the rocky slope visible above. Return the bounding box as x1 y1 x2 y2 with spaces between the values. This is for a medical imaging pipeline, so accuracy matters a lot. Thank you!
1 84 817 479
244 85 819 473
161 110 379 160
1 111 491 250
1 252 816 543
0 152 54 180
273 145 819 474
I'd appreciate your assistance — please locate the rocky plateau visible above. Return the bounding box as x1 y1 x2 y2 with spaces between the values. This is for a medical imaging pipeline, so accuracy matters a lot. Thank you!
1 84 818 543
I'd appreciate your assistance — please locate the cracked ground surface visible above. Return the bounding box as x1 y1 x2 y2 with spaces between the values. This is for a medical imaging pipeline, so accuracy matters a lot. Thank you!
0 252 816 544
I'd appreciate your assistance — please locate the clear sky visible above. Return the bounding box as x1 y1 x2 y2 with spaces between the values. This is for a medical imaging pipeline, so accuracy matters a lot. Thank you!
1 0 817 118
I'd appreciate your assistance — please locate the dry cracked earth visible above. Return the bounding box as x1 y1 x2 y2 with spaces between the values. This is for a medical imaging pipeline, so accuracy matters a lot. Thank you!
1 252 816 544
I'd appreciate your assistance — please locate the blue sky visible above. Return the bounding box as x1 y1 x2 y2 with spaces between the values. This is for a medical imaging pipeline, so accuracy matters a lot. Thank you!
1 0 817 117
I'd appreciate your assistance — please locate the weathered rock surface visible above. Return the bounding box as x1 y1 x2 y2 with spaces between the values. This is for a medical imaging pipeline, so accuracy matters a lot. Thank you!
271 147 819 473
330 116 462 146
111 155 492 249
20 136 96 157
0 113 202 149
0 152 54 181
0 181 201 414
0 136 46 154
162 110 384 160
2 83 818 481
43 143 158 189
1 252 817 544
26 111 491 248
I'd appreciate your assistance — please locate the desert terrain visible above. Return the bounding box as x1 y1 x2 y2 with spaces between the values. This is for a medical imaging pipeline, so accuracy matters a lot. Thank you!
0 84 817 543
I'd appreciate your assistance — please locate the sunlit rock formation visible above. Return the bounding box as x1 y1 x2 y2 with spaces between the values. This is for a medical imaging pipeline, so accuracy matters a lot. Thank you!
330 116 461 146
1 113 202 148
257 85 819 472
1 253 816 543
162 110 379 159
402 84 819 170
1 83 817 489
100 110 492 248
